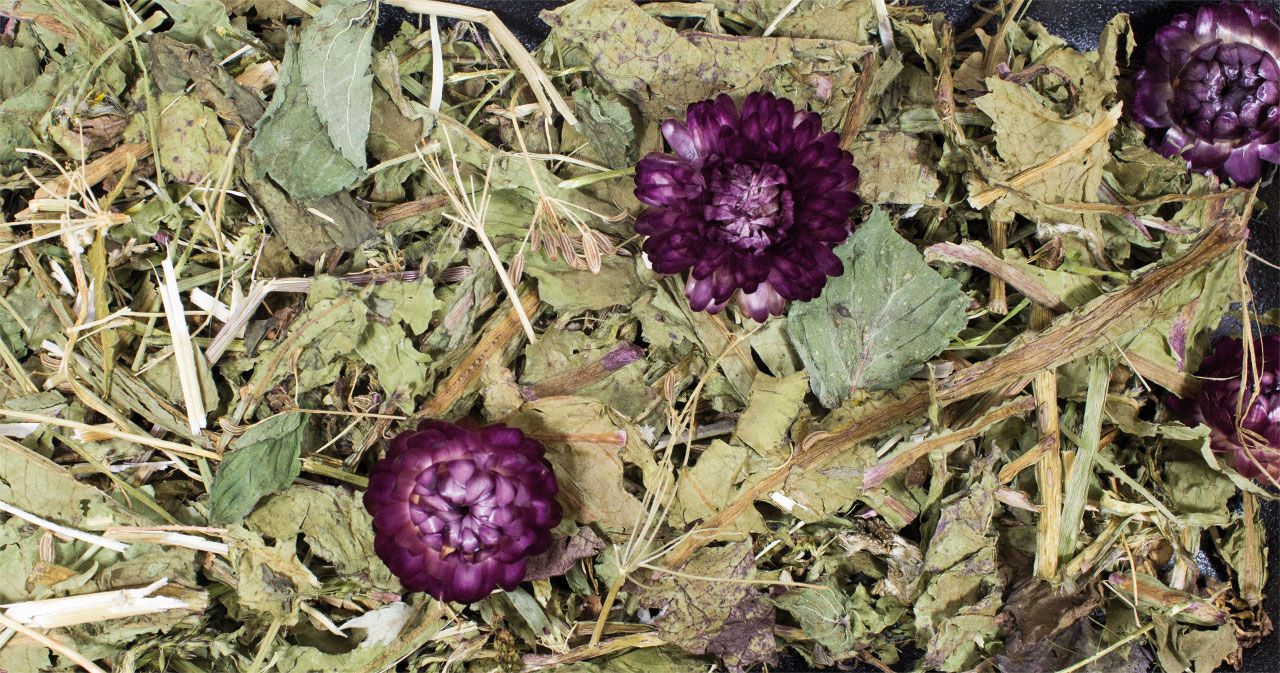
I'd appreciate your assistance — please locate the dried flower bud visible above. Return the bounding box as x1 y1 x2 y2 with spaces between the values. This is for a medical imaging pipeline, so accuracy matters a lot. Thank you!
633 92 861 321
364 421 562 602
1169 335 1280 484
1131 1 1280 184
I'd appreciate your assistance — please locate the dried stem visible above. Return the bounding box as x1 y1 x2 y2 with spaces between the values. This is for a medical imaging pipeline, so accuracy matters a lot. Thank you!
1031 297 1062 579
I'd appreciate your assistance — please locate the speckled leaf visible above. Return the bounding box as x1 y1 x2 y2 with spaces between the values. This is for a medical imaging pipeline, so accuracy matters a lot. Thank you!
210 412 307 524
543 0 874 124
298 0 376 168
789 208 967 407
708 0 877 44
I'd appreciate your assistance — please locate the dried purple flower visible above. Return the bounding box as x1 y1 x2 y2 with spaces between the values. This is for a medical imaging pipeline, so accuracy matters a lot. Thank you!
1169 335 1280 484
1131 1 1280 185
634 92 861 322
364 421 562 603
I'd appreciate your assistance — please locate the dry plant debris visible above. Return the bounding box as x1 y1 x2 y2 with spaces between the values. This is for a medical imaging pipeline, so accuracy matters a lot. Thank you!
0 0 1273 672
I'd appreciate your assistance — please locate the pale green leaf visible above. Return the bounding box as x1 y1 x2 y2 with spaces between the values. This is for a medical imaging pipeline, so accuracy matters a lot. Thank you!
355 321 432 412
371 278 441 335
298 0 376 169
249 39 363 200
788 208 968 407
247 484 400 591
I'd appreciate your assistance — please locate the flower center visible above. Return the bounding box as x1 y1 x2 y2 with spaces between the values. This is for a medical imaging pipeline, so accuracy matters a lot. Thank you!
409 463 518 560
1172 41 1280 142
703 159 794 252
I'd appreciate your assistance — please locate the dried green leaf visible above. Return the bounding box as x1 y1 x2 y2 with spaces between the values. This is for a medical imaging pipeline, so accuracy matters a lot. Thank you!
355 321 432 413
298 0 376 169
225 526 320 623
849 132 941 205
733 370 809 461
0 73 57 171
525 253 642 315
773 582 902 659
250 39 363 200
637 541 777 670
370 279 441 336
0 438 147 530
248 484 400 591
543 0 874 123
913 459 1004 671
155 0 241 59
503 396 660 529
670 439 765 532
789 208 968 407
210 412 307 525
570 88 636 169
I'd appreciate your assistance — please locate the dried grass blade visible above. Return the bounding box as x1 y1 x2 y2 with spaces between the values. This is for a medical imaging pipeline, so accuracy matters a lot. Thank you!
2 579 196 629
0 499 128 552
1058 354 1109 559
0 409 218 460
157 257 207 434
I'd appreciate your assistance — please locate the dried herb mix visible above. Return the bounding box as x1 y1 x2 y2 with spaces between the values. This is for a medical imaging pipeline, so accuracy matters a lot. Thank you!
0 0 1273 672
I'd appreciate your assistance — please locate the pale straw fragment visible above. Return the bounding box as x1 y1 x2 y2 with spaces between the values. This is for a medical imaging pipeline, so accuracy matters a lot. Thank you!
2 579 193 629
0 499 128 553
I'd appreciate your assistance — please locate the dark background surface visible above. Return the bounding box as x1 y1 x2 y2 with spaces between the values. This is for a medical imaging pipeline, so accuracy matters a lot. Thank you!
379 1 1280 670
